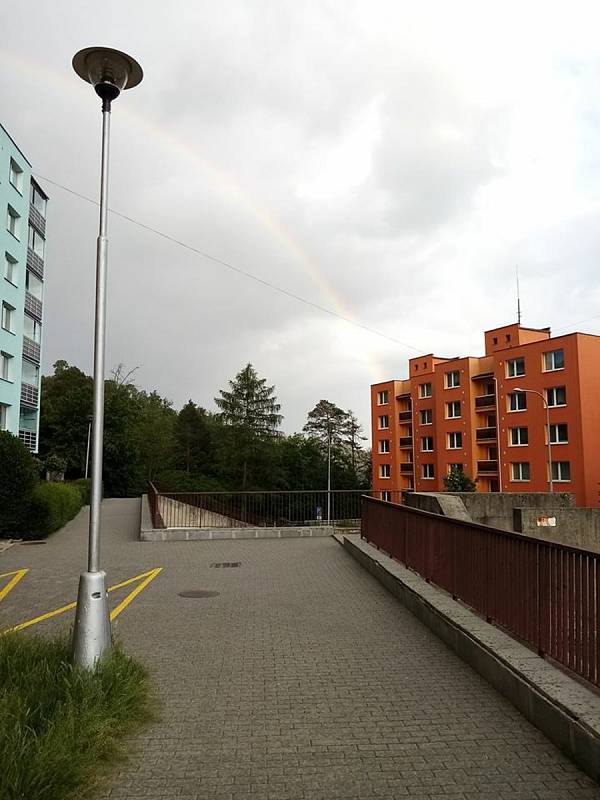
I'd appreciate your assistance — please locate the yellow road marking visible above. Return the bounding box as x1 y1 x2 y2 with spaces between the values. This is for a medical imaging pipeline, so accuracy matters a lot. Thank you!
0 569 29 603
5 568 163 633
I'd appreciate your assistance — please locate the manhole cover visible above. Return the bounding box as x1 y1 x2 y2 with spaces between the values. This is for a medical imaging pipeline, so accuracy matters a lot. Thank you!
210 562 240 568
178 590 220 598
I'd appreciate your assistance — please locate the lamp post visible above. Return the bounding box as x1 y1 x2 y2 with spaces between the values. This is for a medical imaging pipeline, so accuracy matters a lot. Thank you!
84 414 93 480
514 387 553 493
71 47 143 669
327 422 332 524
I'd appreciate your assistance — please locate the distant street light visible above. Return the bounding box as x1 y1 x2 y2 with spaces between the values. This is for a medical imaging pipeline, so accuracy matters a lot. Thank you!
514 387 554 493
71 47 143 669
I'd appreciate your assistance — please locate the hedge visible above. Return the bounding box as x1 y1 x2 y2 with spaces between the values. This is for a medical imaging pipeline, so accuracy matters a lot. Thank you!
24 483 83 540
70 478 92 505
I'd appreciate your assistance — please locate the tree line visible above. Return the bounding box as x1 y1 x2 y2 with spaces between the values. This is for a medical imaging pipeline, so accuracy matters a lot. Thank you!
39 360 371 497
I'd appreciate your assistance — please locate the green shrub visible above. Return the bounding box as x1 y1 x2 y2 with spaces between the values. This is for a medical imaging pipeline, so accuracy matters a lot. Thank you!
70 478 92 505
443 467 477 492
154 469 227 493
0 432 37 538
24 483 83 540
0 632 154 800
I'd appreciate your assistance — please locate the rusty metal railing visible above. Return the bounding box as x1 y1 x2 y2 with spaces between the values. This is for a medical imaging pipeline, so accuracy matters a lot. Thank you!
361 495 600 689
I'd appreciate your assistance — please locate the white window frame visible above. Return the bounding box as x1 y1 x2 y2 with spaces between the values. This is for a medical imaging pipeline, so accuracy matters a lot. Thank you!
445 371 460 389
446 400 461 419
420 409 432 425
379 463 391 479
506 357 525 378
1 351 13 382
0 403 8 431
551 461 571 482
447 432 462 450
1 302 15 333
6 206 20 240
28 226 45 259
511 462 530 481
419 382 432 399
548 424 568 445
509 427 528 446
546 386 566 407
509 392 527 412
381 491 392 502
31 184 47 215
422 463 435 479
378 415 389 430
543 349 564 372
378 439 390 454
4 252 17 284
9 159 23 193
421 436 433 452
377 390 389 405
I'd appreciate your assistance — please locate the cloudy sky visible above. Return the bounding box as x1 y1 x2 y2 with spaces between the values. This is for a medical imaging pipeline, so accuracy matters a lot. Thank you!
2 1 600 434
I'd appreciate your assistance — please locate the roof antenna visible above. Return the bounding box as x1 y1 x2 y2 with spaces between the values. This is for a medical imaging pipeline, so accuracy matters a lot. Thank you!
516 265 521 325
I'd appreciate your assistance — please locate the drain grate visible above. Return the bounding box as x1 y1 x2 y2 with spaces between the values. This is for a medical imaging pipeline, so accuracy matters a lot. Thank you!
210 562 241 568
179 590 220 598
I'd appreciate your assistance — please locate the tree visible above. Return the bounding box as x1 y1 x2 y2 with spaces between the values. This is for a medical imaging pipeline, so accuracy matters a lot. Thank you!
215 364 282 489
0 432 37 537
343 411 367 482
173 401 212 474
303 400 354 490
135 391 176 482
443 467 477 492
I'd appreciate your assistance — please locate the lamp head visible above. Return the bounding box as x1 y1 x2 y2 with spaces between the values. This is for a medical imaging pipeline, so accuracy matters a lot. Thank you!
73 47 143 105
514 387 524 392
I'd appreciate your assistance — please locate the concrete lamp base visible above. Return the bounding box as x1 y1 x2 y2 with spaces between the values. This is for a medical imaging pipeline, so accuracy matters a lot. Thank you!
72 570 111 669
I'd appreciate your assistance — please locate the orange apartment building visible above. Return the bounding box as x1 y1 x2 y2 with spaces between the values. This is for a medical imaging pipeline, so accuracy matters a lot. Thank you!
371 323 600 507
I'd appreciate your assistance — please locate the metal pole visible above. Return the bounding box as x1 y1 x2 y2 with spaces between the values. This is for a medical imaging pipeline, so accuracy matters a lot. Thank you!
72 100 112 668
327 424 331 524
84 417 92 480
493 377 502 492
546 398 553 493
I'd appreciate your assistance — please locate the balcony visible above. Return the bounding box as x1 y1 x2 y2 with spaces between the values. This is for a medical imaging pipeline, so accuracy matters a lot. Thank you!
398 411 412 421
400 463 414 473
475 394 496 410
19 429 37 452
399 436 413 449
22 336 41 363
24 291 43 320
476 427 497 442
21 382 39 408
29 202 46 236
27 247 44 279
477 460 498 475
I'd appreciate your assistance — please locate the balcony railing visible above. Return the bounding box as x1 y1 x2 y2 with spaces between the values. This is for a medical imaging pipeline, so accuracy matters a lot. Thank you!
477 460 498 474
398 411 412 421
400 463 414 473
27 247 44 279
475 394 496 410
399 436 413 448
22 336 41 363
29 202 46 236
24 291 43 320
20 382 39 407
19 429 37 452
476 427 497 442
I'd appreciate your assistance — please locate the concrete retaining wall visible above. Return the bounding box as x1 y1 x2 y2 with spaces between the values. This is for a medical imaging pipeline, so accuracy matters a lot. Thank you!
515 507 600 553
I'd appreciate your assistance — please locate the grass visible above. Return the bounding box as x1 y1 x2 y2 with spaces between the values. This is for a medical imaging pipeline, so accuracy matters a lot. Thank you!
0 632 154 800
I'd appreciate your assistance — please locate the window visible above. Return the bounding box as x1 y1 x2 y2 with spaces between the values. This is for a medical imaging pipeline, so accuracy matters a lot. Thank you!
28 226 45 258
551 461 571 481
4 253 16 284
510 427 528 446
378 415 389 429
377 389 389 405
381 491 392 502
511 462 530 481
9 159 23 192
1 302 15 333
23 314 41 343
544 349 564 371
448 463 463 473
30 183 47 216
26 270 42 299
1 351 13 381
421 436 433 452
506 357 525 378
448 432 463 449
446 400 461 419
546 386 566 407
549 424 568 444
422 463 435 479
420 409 432 425
378 439 390 454
6 206 20 239
419 382 432 398
380 464 391 479
22 360 39 386
492 336 498 345
445 370 460 388
509 392 527 411
0 403 8 431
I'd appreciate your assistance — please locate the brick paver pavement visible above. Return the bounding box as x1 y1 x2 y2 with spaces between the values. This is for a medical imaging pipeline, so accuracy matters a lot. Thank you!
1 498 599 800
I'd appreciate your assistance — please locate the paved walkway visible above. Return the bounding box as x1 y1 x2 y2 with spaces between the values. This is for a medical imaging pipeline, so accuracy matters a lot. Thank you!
1 498 599 800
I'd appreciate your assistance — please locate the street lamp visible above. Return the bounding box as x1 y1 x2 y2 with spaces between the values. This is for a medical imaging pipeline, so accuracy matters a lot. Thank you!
514 387 554 493
71 47 143 669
